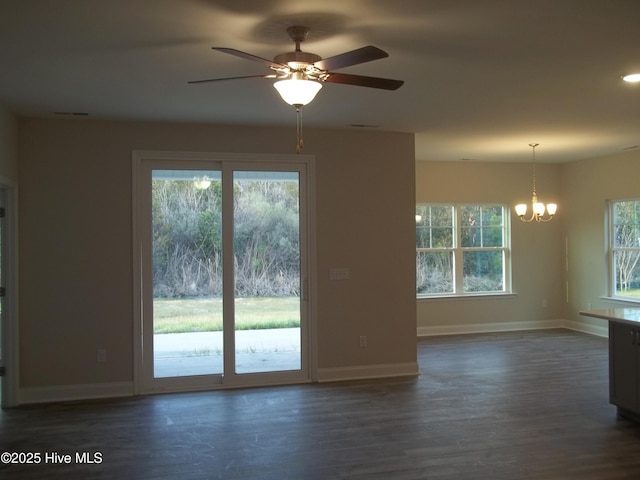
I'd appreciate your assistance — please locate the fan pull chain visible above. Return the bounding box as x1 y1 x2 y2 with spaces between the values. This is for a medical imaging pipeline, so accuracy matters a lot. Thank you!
295 106 304 154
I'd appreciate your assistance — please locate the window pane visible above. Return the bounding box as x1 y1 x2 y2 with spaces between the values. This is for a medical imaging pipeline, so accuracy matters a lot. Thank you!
613 250 640 297
461 205 503 248
482 227 503 247
428 205 453 226
417 252 453 295
432 227 453 248
614 201 640 248
416 205 453 248
415 205 429 248
481 206 504 247
463 251 504 293
461 206 481 247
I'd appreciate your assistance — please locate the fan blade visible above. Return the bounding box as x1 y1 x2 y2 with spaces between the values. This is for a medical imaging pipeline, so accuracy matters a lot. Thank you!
212 47 286 69
314 46 389 71
324 72 404 90
188 74 277 84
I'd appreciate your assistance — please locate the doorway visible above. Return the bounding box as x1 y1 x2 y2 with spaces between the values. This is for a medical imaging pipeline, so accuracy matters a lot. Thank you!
134 152 314 393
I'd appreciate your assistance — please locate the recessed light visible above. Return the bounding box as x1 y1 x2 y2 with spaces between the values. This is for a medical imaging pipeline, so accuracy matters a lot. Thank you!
622 73 640 83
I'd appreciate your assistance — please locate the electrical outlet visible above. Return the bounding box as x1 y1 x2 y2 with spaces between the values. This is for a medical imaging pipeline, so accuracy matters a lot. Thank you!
541 299 547 308
359 336 367 347
330 268 350 281
97 349 107 363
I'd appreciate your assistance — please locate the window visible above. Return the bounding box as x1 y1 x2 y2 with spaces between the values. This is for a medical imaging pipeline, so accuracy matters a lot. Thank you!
416 204 510 297
609 199 640 300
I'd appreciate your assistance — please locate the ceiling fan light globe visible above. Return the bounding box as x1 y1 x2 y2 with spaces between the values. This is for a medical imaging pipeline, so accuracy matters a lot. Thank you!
274 79 322 106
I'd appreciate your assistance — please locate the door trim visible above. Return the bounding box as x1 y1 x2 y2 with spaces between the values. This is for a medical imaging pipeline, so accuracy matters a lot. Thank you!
132 151 316 394
0 176 18 407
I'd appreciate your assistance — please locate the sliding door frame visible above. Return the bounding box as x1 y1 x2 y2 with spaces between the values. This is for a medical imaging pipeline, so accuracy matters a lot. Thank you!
132 151 317 394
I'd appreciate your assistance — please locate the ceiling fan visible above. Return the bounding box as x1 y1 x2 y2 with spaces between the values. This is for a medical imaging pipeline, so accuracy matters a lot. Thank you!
189 26 404 152
189 26 404 100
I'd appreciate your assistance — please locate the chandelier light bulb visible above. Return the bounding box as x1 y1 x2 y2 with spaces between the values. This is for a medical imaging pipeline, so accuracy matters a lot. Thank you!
533 202 546 216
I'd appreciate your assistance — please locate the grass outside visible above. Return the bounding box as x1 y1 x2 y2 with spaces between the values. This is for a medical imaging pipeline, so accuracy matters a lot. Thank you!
153 296 300 334
620 289 640 298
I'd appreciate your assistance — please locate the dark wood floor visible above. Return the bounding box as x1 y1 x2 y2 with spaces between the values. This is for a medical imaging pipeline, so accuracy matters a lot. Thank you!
2 329 640 479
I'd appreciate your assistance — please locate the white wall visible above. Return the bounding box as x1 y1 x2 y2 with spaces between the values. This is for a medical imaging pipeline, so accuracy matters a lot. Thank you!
17 118 417 401
0 104 18 181
416 160 565 335
562 149 640 334
18 114 636 403
416 151 640 338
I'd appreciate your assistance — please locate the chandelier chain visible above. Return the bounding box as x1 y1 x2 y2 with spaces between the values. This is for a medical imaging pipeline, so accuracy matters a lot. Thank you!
530 143 539 196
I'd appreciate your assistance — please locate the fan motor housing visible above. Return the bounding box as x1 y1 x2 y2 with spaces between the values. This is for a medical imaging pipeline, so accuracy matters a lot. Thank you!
273 51 322 69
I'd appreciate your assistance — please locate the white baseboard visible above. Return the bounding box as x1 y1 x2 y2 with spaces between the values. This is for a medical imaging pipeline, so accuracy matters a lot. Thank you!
17 365 420 404
562 319 608 338
20 381 134 405
417 319 564 337
417 318 609 339
316 362 419 383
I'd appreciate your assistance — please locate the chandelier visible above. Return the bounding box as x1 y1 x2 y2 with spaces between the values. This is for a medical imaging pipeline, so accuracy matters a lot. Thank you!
514 143 557 222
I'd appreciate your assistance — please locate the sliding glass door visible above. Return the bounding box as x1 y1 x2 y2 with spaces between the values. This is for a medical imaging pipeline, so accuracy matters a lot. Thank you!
151 168 224 379
232 171 302 374
137 154 311 393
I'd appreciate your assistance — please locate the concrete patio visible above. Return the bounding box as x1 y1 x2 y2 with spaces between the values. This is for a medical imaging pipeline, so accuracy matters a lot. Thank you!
153 327 301 377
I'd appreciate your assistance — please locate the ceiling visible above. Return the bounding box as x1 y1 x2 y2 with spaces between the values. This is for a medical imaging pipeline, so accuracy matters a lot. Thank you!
1 0 639 163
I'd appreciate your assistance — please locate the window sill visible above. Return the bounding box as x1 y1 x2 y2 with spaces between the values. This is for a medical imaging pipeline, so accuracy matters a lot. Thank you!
601 296 640 306
417 293 516 302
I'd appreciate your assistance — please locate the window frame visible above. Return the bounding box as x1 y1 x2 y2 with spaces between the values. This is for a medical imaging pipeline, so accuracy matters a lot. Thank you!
607 198 640 302
416 203 512 298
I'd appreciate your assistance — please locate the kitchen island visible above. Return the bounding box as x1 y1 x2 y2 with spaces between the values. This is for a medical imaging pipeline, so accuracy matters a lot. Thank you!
581 308 640 422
